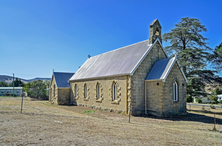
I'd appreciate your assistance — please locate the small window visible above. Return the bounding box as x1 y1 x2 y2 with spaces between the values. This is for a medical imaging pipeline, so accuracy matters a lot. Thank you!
6 90 10 93
54 84 56 97
113 83 117 101
1 90 5 93
84 84 87 98
75 84 77 97
16 90 20 93
97 83 100 100
173 81 178 101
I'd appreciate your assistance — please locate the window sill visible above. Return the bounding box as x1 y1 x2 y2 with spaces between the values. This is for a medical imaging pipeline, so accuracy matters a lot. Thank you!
84 98 89 101
96 98 103 103
111 99 121 104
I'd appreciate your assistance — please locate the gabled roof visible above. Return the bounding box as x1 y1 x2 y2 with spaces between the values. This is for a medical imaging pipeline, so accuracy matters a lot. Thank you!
145 56 187 82
70 39 164 81
53 72 74 88
70 39 167 81
150 19 162 28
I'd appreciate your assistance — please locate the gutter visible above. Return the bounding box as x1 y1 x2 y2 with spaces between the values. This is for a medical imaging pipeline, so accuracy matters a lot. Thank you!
69 73 131 82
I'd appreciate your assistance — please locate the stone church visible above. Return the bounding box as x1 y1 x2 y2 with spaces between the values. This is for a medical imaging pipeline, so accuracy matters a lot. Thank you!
49 19 187 117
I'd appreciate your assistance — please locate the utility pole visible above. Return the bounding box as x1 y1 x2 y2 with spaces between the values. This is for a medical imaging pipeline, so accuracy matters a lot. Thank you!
13 73 14 97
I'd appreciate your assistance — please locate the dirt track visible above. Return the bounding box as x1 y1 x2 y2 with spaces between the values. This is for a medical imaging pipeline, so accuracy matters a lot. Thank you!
0 98 222 146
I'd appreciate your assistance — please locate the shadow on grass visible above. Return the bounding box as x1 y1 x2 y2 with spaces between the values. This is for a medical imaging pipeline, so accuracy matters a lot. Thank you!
137 112 222 125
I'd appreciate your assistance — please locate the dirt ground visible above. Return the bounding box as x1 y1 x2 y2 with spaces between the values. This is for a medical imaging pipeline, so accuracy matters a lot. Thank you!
0 98 222 146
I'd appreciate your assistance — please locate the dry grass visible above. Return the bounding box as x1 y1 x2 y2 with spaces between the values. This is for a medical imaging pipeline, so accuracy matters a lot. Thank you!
0 97 222 146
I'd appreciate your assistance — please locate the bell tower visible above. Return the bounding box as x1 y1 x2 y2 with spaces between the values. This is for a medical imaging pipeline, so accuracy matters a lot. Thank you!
149 19 162 44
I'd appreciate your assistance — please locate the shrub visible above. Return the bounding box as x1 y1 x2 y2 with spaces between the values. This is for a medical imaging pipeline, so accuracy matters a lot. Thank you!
219 100 222 104
10 94 17 97
196 98 202 103
4 93 10 96
187 96 193 102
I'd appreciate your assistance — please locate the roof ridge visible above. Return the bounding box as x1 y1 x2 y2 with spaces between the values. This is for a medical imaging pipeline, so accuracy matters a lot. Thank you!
54 72 74 74
89 39 149 59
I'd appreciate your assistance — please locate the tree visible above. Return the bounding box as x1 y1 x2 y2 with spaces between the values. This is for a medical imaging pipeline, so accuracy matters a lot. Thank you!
24 80 49 100
0 81 9 87
9 78 25 87
163 17 217 97
210 42 222 71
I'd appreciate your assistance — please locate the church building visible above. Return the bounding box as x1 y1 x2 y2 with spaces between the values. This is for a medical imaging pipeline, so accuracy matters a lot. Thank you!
49 19 187 117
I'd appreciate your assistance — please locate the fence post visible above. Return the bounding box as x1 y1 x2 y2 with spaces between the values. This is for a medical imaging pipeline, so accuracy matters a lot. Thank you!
21 94 23 113
213 113 216 131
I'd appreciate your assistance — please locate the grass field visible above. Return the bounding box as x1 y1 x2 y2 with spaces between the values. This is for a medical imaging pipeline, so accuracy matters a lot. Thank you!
0 97 222 145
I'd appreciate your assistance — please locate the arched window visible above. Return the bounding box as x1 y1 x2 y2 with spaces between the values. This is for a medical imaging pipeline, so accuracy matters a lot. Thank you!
173 81 178 101
74 84 77 97
97 83 100 100
112 83 117 101
84 84 87 98
54 84 56 97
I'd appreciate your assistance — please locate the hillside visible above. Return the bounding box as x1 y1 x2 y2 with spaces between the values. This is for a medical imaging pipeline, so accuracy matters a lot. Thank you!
0 75 50 84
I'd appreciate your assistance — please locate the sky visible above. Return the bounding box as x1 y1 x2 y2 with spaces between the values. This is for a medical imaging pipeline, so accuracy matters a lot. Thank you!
0 0 222 79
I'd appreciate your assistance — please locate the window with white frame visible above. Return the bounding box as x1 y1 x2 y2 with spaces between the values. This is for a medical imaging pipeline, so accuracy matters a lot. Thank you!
75 84 77 97
1 90 5 93
84 84 87 98
6 90 10 93
173 81 178 101
96 83 100 100
112 83 117 101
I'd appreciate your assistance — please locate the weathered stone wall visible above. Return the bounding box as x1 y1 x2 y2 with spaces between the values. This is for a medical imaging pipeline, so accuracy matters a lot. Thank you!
163 63 187 116
145 62 187 117
49 76 58 104
146 81 164 116
131 42 166 115
57 88 71 105
49 76 70 105
70 75 127 113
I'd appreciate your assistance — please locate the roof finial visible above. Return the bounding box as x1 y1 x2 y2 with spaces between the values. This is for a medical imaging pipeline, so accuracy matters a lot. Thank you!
174 51 178 58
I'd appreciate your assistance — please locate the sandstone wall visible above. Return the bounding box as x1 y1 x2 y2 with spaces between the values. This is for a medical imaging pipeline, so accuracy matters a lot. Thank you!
163 63 187 116
49 76 58 104
146 81 164 116
70 75 128 113
145 62 187 117
57 88 71 105
131 42 166 115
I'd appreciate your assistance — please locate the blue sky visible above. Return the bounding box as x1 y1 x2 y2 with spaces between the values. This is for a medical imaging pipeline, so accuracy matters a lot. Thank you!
0 0 222 79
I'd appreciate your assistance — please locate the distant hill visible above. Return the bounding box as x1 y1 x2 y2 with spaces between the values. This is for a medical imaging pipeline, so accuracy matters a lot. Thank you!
0 75 51 84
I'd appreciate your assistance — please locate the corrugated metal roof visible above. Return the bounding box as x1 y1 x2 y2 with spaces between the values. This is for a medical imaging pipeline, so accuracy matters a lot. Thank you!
0 87 23 89
145 57 176 81
54 72 74 88
70 40 152 81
